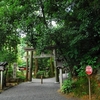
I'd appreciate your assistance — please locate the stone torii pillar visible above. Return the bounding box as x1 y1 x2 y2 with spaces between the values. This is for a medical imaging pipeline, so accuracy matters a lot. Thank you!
24 47 34 82
53 49 59 83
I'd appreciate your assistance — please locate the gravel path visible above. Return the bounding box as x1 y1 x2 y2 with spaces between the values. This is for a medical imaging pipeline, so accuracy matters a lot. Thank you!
0 78 79 100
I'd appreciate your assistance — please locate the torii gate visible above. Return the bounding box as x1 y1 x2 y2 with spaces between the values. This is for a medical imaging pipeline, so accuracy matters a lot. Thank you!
24 47 59 83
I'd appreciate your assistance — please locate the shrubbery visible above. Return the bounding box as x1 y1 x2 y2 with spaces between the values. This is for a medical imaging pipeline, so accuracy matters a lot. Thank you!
61 79 73 94
36 71 45 78
61 76 98 98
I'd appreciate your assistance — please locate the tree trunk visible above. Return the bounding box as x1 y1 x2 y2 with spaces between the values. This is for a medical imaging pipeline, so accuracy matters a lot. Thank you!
34 58 38 77
50 57 54 77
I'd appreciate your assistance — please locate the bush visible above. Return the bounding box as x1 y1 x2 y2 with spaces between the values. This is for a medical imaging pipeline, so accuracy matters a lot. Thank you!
18 76 26 82
61 79 73 94
72 76 97 97
36 71 45 78
72 76 88 96
16 71 26 82
7 66 13 79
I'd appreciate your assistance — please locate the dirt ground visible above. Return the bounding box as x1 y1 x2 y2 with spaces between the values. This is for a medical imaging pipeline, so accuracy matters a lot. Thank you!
58 89 100 100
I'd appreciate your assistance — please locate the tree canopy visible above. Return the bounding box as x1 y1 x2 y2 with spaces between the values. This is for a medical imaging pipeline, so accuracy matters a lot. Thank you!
0 0 100 75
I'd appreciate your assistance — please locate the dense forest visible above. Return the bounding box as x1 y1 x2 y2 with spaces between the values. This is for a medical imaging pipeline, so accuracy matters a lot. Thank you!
0 0 100 98
0 0 100 75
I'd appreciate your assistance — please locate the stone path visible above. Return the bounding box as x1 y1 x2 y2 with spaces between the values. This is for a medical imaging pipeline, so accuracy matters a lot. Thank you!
0 78 79 100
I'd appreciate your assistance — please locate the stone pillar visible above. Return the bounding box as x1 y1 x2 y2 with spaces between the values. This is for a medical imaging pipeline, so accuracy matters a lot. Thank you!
29 51 33 82
59 68 63 89
0 71 3 89
26 51 28 81
53 49 59 83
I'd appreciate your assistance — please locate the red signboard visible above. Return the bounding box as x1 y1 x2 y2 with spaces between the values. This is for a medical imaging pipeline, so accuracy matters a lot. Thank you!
19 67 26 70
86 65 93 75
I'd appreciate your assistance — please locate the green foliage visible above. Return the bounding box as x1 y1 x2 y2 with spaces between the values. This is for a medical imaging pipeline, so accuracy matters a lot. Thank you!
72 76 88 96
95 87 100 100
73 76 98 97
81 56 99 69
73 56 100 77
7 67 25 82
36 71 45 78
0 50 17 63
45 71 50 78
0 0 100 84
61 79 73 94
7 66 13 78
17 71 26 81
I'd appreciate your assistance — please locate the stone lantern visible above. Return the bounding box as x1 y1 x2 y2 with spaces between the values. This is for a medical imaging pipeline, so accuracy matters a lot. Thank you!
0 62 8 89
